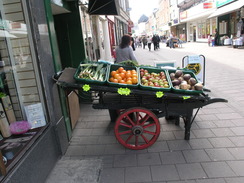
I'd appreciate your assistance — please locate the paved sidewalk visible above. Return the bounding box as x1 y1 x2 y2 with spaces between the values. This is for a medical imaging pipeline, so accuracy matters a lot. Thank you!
46 43 244 183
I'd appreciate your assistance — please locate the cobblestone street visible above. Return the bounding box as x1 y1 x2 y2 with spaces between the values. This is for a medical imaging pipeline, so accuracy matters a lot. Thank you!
46 43 244 183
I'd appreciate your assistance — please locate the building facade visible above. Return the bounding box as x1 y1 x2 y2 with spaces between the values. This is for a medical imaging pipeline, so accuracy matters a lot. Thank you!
0 0 89 181
143 0 244 45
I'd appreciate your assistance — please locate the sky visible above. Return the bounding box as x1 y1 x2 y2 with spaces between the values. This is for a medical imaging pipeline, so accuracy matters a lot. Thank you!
129 0 159 23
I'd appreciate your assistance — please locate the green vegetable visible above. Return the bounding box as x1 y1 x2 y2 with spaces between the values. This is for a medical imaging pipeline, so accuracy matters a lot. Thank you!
119 60 139 67
78 63 106 81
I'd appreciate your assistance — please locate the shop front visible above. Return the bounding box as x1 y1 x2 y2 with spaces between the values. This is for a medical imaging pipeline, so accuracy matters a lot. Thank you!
208 0 244 46
0 0 62 181
0 0 86 182
176 23 187 41
180 1 216 42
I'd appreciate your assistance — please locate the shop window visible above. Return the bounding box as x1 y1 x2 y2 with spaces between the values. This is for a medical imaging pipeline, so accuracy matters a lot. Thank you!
219 21 227 35
211 18 217 35
206 19 210 36
0 0 47 177
198 22 206 39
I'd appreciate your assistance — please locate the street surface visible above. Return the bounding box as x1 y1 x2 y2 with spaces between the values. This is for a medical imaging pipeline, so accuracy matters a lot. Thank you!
46 43 244 183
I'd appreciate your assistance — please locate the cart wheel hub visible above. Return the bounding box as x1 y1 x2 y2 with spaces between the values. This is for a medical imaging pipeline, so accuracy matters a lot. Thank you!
132 126 143 135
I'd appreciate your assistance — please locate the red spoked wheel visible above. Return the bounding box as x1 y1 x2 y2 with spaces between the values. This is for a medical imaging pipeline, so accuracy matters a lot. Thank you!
114 107 160 150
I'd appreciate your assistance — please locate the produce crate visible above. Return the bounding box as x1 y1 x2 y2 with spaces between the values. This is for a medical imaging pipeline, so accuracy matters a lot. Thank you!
168 69 203 95
107 64 139 88
139 67 172 91
74 62 108 85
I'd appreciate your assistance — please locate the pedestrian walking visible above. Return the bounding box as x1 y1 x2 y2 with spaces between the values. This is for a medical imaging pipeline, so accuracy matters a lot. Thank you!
142 36 147 49
155 34 160 49
211 35 215 46
207 34 212 47
214 29 219 46
115 34 137 63
169 32 175 49
135 36 140 48
128 32 135 51
152 34 158 51
147 36 152 51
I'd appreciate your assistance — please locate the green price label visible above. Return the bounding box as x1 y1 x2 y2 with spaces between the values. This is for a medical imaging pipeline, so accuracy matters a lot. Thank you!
156 91 164 98
82 84 91 91
182 96 191 100
118 88 131 96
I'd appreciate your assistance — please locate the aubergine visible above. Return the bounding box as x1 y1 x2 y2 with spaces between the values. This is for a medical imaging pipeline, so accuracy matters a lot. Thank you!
172 79 181 86
188 78 197 86
174 70 183 78
183 74 191 81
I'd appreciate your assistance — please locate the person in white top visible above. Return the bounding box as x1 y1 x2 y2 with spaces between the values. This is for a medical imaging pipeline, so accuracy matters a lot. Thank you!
147 36 152 51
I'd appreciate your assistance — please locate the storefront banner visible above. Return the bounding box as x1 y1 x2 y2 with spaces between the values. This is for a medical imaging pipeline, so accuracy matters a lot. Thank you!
203 3 213 9
180 11 187 20
216 0 235 7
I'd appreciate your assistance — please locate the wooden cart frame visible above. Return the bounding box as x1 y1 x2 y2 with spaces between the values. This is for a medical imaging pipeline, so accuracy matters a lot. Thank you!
53 68 227 150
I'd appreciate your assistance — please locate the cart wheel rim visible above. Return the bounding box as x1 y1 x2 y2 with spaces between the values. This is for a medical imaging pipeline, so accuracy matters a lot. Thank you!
114 107 160 150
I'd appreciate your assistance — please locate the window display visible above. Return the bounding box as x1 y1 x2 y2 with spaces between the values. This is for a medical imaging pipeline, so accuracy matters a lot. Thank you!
198 22 206 39
0 0 47 175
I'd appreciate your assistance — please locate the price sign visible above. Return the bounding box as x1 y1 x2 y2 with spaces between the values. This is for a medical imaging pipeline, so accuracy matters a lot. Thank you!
182 55 205 85
24 103 46 129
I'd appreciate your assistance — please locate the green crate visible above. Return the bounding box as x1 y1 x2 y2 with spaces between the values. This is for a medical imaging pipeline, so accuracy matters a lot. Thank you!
168 69 203 95
107 64 139 88
139 67 172 91
74 62 108 85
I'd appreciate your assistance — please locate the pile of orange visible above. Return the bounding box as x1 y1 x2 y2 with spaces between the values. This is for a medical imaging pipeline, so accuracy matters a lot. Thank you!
109 67 138 85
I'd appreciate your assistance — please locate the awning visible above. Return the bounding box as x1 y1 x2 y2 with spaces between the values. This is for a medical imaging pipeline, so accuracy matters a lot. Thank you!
208 0 244 18
181 9 215 22
88 0 120 15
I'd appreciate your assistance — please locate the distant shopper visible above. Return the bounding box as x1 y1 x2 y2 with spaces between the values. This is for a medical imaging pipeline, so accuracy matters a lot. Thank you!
211 35 215 46
207 35 212 47
128 32 135 51
147 36 152 51
169 32 175 48
152 35 158 51
115 34 137 63
142 36 147 49
156 34 160 49
214 29 219 46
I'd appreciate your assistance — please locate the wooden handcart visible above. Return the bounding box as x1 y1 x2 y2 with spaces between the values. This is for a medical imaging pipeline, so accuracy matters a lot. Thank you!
53 68 227 150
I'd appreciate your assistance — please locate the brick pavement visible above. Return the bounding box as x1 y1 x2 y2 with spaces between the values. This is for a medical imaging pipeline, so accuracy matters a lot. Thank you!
46 43 244 183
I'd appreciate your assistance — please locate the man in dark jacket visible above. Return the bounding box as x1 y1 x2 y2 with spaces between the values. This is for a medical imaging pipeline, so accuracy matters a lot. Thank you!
128 33 135 51
152 34 158 51
214 29 219 46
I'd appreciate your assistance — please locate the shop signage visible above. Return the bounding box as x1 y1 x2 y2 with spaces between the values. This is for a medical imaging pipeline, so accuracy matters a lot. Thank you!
183 55 205 84
11 22 21 29
216 0 234 8
180 11 187 20
203 2 213 9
